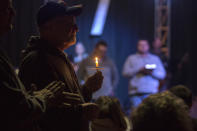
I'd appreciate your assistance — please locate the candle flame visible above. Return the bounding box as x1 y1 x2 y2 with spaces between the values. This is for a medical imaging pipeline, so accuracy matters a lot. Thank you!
95 57 99 67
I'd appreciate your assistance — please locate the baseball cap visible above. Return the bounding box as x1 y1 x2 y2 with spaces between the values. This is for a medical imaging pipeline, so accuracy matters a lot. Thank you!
37 1 83 27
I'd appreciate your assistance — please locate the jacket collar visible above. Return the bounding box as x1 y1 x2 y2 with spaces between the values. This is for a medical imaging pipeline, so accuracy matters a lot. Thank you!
25 36 68 61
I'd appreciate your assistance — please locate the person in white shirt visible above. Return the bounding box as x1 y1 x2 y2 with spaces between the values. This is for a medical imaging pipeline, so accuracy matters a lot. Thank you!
122 39 166 109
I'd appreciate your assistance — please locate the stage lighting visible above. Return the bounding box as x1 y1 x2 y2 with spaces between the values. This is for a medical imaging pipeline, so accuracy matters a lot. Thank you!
90 0 111 36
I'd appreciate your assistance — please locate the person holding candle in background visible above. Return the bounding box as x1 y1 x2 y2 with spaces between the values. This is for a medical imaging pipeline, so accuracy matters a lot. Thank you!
77 40 119 100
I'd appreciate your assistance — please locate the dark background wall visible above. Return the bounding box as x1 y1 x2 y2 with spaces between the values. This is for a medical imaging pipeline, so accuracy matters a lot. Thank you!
170 0 193 94
0 0 193 104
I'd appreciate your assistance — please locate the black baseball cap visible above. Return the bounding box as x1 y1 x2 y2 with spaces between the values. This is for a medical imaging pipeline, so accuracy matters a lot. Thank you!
37 1 83 27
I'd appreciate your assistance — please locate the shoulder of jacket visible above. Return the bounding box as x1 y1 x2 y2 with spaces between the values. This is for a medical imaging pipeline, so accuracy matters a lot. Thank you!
22 50 39 61
21 50 48 67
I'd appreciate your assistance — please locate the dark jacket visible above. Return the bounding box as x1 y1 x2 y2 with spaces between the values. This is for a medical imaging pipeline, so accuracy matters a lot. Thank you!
0 49 46 131
19 36 92 131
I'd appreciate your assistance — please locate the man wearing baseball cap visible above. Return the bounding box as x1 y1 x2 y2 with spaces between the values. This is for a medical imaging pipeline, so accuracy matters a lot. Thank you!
19 1 103 131
0 0 77 130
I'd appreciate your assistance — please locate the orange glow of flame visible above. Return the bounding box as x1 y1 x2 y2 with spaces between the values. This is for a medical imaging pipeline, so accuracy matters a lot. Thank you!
95 57 99 67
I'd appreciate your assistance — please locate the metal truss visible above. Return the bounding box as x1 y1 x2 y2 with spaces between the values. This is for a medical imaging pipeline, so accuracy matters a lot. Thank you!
154 0 171 52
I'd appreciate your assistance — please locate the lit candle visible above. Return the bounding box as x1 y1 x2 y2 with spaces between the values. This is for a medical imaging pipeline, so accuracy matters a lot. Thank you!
95 57 99 68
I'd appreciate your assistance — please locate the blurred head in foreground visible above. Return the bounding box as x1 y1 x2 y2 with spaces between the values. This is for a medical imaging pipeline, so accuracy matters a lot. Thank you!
169 85 192 108
91 96 127 131
131 91 193 131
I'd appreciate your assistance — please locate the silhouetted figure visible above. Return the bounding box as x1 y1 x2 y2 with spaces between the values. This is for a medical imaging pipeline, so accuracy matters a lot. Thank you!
151 38 170 91
19 1 103 131
0 0 67 130
151 38 169 69
176 52 190 86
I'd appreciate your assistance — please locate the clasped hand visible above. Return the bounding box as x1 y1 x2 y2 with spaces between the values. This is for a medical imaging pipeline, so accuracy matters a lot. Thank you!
32 81 100 120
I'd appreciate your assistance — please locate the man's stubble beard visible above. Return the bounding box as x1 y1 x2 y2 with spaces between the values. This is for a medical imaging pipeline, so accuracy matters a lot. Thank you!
67 34 76 45
61 35 76 50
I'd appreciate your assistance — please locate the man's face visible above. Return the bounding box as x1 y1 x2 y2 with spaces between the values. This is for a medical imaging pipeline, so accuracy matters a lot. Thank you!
153 38 162 49
75 43 85 55
0 0 15 35
95 45 107 58
47 15 78 49
137 40 149 54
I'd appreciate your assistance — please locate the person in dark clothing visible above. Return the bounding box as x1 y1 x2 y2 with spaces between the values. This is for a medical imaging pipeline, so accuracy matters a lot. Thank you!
151 38 169 69
19 1 103 131
0 0 73 130
151 38 170 91
176 52 190 86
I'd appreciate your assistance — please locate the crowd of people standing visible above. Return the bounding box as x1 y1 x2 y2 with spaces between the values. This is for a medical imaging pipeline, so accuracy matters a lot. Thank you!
0 0 194 131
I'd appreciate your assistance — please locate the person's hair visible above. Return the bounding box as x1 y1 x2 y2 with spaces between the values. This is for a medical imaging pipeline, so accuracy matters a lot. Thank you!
131 91 193 131
137 39 149 44
169 85 192 108
95 96 127 130
95 40 108 49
